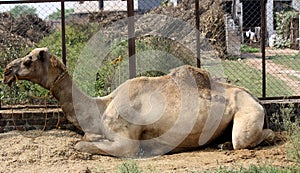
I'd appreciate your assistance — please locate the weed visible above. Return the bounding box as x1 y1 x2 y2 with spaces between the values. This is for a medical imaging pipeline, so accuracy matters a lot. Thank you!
240 44 260 53
118 161 142 173
270 103 300 164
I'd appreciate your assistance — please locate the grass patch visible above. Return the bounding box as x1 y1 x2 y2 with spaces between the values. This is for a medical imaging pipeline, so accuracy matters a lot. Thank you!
204 60 293 97
241 44 260 53
269 54 300 71
205 164 300 172
117 161 299 173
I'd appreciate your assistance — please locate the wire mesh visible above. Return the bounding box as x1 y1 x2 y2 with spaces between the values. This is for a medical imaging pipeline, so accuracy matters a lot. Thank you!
1 0 300 108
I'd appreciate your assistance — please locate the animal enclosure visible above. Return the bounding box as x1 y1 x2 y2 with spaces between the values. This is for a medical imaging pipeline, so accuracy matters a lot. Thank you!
0 0 300 172
0 0 300 132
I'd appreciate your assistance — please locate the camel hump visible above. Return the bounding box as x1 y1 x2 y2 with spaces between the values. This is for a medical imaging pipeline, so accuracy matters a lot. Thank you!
169 65 212 89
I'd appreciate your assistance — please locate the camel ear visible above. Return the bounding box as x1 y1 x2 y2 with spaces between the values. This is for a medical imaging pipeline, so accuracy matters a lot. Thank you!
38 49 46 62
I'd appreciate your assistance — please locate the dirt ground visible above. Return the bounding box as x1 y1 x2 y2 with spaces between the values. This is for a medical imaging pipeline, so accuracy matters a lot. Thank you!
0 130 297 173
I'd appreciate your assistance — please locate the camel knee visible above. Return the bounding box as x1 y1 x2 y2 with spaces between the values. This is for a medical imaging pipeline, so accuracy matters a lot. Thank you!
75 141 109 155
83 133 105 142
232 132 262 150
232 122 264 149
232 128 275 149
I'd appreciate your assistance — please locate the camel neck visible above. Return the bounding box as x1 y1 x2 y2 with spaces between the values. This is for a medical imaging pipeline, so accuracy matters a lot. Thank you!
50 72 83 129
49 72 106 134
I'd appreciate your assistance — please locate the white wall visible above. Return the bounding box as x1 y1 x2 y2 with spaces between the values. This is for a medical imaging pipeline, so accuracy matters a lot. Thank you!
266 0 274 38
74 1 100 13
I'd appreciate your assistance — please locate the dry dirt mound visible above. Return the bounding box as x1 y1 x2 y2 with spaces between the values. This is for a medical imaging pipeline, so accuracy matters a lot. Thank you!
0 129 296 172
12 14 52 43
0 12 51 43
89 0 226 59
0 12 52 64
149 0 226 58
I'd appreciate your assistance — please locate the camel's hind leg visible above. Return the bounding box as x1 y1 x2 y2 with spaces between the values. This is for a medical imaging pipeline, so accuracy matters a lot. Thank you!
232 110 275 149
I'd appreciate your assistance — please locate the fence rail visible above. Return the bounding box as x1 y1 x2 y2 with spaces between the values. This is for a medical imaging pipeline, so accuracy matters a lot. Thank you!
1 0 300 107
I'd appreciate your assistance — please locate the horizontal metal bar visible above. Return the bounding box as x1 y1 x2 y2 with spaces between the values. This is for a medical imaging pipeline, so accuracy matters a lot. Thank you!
0 0 96 4
259 96 300 101
0 0 58 4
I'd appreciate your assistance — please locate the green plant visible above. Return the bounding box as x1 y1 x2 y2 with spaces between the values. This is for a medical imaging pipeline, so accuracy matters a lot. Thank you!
37 22 100 75
118 161 142 173
241 44 260 53
46 8 74 20
270 103 300 164
9 5 37 18
275 10 299 48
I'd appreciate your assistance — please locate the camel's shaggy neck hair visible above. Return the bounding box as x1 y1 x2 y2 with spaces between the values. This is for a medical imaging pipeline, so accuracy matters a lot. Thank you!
46 55 83 129
49 54 66 72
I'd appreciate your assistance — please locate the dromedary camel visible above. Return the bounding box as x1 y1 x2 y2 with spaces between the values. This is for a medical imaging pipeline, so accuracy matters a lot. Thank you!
3 48 275 157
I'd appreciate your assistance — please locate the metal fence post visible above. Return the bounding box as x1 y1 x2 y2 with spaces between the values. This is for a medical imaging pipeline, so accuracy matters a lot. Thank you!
261 0 267 98
195 0 201 68
127 0 136 78
61 0 67 65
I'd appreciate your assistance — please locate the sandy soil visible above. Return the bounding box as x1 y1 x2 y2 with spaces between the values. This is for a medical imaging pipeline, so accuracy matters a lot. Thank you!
0 130 297 173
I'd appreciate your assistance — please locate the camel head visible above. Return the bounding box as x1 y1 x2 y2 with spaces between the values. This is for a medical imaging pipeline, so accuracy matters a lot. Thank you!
2 47 66 89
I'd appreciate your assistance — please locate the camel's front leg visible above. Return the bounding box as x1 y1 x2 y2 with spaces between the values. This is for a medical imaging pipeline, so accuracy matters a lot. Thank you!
83 132 106 142
74 139 140 157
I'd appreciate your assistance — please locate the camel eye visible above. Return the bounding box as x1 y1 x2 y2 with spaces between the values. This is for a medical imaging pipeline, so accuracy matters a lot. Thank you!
24 59 32 67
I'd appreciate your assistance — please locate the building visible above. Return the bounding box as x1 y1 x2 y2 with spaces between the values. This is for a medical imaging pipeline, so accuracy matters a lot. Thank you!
225 0 300 55
227 0 299 41
74 0 180 13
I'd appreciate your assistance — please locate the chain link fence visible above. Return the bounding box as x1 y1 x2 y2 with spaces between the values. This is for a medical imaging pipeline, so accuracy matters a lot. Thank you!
1 0 300 107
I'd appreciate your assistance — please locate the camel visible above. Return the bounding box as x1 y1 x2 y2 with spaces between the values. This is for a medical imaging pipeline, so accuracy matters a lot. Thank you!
2 47 275 157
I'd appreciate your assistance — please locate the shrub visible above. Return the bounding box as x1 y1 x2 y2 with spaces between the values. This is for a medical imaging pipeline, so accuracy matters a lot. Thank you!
270 103 300 164
275 10 299 48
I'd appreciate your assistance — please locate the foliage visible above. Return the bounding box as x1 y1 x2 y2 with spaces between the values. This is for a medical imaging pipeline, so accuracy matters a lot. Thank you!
205 164 300 172
270 104 300 164
117 161 299 173
46 8 74 20
240 44 260 53
9 5 37 18
37 22 100 74
274 10 299 48
0 44 30 68
118 161 142 173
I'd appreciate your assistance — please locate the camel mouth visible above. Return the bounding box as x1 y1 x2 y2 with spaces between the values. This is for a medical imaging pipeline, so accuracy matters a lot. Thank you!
2 76 16 87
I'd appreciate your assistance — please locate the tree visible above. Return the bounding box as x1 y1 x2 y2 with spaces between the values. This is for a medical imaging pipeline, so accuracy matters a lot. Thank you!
9 5 37 18
46 8 74 20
